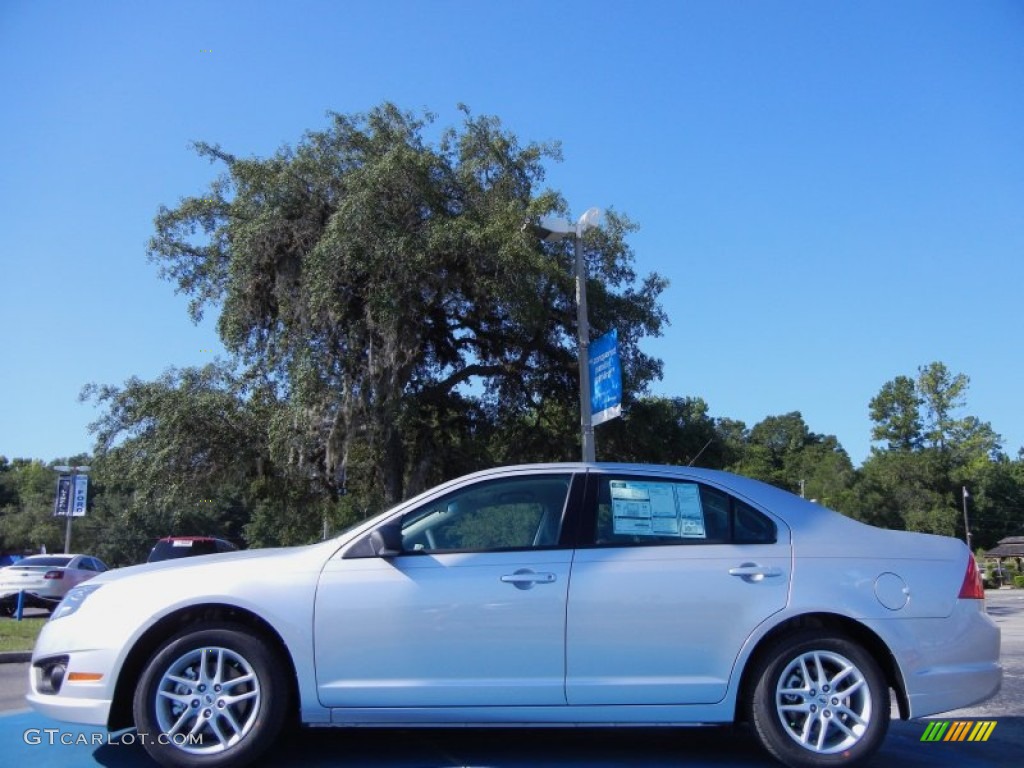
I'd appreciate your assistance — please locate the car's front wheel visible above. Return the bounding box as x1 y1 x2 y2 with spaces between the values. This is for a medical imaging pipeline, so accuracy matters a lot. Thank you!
749 631 889 768
132 623 289 768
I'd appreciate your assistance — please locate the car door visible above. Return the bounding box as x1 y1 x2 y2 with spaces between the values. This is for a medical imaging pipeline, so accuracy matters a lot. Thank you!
315 470 579 708
565 471 791 705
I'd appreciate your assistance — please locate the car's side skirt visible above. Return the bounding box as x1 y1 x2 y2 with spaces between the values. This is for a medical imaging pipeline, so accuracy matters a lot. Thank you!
325 703 736 727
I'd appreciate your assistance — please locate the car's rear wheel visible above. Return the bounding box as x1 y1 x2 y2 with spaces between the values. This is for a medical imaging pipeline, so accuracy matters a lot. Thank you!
132 623 289 768
749 631 889 768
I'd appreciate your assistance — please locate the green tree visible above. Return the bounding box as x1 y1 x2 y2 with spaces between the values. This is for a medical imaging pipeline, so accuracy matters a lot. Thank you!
868 375 922 450
962 456 1024 549
146 103 667 506
852 450 951 533
858 362 1004 540
598 396 738 468
0 458 67 554
916 362 969 452
728 412 854 503
80 364 323 550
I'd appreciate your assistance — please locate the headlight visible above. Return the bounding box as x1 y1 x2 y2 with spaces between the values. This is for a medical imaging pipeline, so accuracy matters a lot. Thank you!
50 584 102 622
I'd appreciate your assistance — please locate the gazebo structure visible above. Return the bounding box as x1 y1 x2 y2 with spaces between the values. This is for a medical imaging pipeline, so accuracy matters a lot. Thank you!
984 536 1024 585
986 536 1024 561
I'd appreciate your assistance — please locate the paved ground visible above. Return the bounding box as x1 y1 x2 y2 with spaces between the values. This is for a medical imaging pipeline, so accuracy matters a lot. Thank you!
0 591 1021 766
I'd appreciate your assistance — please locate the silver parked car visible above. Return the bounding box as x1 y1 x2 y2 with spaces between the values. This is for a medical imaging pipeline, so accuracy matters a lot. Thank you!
0 553 107 614
28 464 1000 768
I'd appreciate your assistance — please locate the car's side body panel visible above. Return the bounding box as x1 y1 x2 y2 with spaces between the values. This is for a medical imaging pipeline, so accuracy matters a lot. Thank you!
28 544 338 727
26 462 1001 765
315 549 573 707
565 542 790 705
327 702 738 726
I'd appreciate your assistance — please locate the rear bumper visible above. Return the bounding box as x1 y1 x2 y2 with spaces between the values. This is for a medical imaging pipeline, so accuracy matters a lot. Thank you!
867 600 1001 719
905 660 1002 718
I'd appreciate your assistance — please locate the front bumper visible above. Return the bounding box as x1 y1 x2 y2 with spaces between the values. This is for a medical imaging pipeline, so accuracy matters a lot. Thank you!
27 647 118 727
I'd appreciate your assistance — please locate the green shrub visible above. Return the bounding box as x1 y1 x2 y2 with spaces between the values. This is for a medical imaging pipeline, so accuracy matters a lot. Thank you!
1014 575 1024 589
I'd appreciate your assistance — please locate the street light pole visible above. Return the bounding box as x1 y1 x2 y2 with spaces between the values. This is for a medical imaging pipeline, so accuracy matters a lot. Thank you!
574 219 596 462
525 208 602 463
962 486 972 551
54 465 90 554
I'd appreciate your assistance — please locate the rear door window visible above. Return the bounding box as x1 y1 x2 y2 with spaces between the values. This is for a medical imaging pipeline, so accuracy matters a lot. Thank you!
590 476 776 546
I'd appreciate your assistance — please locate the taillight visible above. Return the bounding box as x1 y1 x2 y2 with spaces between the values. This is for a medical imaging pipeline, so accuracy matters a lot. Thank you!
43 570 64 580
958 556 984 599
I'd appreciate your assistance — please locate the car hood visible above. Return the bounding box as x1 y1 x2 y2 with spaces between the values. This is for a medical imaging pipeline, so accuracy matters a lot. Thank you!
92 539 343 586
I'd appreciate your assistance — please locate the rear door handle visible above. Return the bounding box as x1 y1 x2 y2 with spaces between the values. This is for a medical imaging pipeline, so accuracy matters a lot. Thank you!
729 563 783 583
501 569 557 590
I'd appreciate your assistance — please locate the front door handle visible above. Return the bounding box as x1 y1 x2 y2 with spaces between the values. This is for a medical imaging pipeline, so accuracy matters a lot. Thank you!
500 569 557 590
729 563 783 583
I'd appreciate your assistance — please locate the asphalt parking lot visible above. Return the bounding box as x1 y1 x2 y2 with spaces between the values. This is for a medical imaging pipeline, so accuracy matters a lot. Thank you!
0 592 1021 766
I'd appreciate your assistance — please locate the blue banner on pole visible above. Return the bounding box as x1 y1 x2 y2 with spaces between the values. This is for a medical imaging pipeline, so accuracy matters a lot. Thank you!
71 474 89 517
589 329 622 426
53 475 72 517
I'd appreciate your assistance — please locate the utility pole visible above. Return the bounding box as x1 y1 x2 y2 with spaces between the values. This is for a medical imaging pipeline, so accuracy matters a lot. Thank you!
523 208 603 462
962 486 972 550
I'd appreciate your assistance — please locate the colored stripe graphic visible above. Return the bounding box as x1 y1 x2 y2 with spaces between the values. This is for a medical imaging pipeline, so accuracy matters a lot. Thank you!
920 720 996 742
921 721 949 741
945 721 971 741
968 721 997 742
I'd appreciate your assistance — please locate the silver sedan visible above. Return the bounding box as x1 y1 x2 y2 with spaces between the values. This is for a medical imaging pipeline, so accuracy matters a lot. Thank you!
27 464 1000 768
0 553 107 613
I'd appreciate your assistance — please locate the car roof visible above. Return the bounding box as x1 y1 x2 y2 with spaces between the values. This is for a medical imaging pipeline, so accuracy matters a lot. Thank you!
436 462 839 527
447 462 799 502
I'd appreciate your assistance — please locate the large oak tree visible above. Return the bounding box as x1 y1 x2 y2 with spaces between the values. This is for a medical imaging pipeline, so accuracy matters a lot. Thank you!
146 104 667 508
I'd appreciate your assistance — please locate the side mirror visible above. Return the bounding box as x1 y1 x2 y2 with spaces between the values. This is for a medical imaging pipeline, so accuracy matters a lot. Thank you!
369 525 402 558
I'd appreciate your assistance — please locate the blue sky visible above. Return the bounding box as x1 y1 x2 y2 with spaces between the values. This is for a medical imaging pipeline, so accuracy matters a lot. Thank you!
2 0 1022 468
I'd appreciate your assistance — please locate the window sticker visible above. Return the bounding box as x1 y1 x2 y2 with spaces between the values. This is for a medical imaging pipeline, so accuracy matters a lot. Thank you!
609 480 706 538
673 483 707 538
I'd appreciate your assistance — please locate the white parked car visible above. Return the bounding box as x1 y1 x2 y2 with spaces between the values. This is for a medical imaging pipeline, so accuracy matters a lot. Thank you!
0 554 107 614
28 464 1000 768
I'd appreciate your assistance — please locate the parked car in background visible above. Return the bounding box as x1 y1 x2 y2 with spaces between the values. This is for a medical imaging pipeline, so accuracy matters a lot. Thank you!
29 464 1000 768
146 536 238 563
0 554 107 615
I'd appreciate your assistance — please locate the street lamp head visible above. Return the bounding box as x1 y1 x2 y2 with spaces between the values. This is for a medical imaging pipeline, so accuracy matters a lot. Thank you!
576 207 602 234
524 211 602 243
534 215 574 242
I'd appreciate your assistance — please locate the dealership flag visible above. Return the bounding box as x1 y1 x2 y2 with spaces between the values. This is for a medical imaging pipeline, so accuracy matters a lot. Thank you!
70 474 89 517
53 475 72 517
589 329 622 426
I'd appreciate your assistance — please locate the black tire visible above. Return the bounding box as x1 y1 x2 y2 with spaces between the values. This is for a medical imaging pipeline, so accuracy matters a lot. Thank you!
132 623 290 768
749 631 889 768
